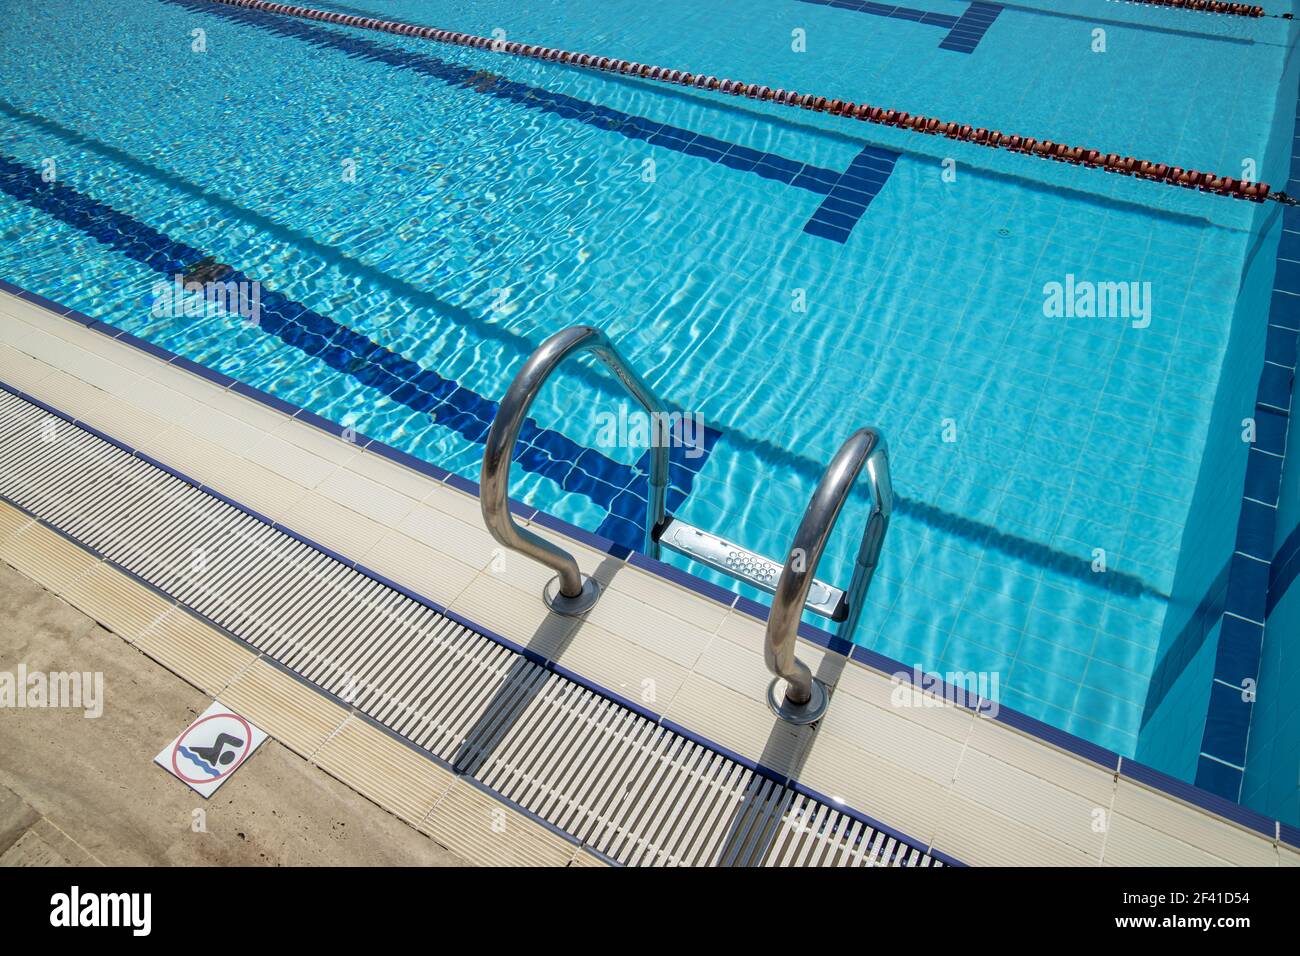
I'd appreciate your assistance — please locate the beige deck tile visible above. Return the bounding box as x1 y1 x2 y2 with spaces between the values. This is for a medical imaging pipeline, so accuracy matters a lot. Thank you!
196 387 295 434
398 503 500 571
191 454 308 522
965 716 1116 803
360 529 478 608
798 730 948 846
0 342 55 392
346 447 443 501
117 372 204 425
509 519 618 586
711 607 847 687
133 606 256 696
0 523 99 597
245 428 339 488
71 397 170 451
664 672 813 778
833 657 976 743
817 687 968 787
1105 780 1277 867
8 327 126 392
932 791 1102 867
0 500 33 546
267 417 361 466
449 570 568 643
181 406 269 456
313 717 454 826
0 299 39 350
145 425 250 489
950 747 1108 858
603 565 732 634
23 370 119 426
0 295 82 335
1102 811 1237 867
316 466 419 528
420 779 576 867
219 659 348 759
36 339 141 399
581 584 716 670
58 563 173 642
697 614 841 697
553 617 690 708
449 571 689 706
280 491 389 557
420 481 488 527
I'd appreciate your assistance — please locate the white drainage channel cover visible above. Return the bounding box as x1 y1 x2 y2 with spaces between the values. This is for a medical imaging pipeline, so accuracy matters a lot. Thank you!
0 390 942 867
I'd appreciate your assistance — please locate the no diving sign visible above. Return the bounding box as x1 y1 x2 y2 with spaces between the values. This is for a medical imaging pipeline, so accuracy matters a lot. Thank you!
155 701 268 797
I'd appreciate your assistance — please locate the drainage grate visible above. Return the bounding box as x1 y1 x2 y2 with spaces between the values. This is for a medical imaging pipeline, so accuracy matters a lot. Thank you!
0 388 942 867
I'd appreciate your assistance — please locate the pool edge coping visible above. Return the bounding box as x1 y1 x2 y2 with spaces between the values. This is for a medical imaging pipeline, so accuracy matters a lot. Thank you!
1 275 1295 854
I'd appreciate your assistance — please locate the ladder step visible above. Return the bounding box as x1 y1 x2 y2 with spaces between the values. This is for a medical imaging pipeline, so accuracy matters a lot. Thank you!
655 519 846 621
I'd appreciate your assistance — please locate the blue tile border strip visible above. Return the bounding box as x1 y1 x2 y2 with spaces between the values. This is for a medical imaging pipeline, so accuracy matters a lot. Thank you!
1192 108 1300 800
794 0 1003 54
4 282 1298 856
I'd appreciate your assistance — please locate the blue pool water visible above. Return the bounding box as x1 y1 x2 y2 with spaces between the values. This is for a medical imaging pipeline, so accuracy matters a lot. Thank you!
0 0 1295 784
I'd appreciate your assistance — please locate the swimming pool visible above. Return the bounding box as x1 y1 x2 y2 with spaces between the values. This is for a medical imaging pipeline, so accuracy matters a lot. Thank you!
1 0 1296 820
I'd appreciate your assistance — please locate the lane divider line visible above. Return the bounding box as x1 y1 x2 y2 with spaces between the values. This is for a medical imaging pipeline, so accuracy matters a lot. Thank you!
201 0 1295 205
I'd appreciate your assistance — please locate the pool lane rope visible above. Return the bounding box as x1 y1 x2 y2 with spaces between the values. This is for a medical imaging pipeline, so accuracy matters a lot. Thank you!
207 0 1298 205
1116 0 1269 17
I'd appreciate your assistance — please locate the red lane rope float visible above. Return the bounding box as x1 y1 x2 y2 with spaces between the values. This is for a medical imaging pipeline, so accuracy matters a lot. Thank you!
206 0 1296 205
1118 0 1266 16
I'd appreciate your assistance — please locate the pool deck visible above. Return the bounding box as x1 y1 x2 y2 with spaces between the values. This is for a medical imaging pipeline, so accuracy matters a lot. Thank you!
0 560 468 866
0 288 1296 866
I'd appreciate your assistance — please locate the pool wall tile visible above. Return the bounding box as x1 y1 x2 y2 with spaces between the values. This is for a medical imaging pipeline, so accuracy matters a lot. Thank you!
1194 96 1300 812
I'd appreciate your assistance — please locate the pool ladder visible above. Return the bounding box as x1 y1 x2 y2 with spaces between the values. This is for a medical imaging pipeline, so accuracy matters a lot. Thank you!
480 325 892 724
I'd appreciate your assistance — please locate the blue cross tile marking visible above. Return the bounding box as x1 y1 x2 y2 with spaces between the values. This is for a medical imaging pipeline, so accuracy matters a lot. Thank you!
938 2 1004 53
165 0 898 242
0 153 719 553
803 146 899 243
795 1 1003 54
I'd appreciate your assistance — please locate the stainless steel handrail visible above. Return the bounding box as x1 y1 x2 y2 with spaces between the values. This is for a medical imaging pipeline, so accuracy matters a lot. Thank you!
480 325 670 615
764 428 893 724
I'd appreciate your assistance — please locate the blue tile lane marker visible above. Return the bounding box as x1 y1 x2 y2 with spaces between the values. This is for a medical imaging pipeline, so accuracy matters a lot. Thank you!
793 1 1003 54
803 146 899 243
164 0 898 243
0 153 719 553
938 2 1004 53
